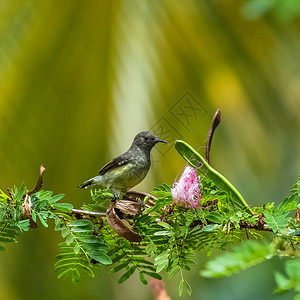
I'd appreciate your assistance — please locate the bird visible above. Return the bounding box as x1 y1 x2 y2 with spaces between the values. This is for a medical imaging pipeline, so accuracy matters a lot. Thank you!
78 131 168 197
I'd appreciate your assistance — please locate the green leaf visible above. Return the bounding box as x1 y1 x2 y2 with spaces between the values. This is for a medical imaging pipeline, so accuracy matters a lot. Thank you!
55 239 99 283
236 211 243 218
71 227 93 233
206 212 224 224
285 259 300 279
69 220 93 227
31 210 37 222
156 260 169 273
73 243 80 254
264 210 290 233
53 203 73 213
154 231 172 236
178 279 184 297
118 266 136 283
66 234 74 246
54 257 84 268
136 264 156 272
13 183 26 203
200 241 274 278
139 271 148 285
88 252 112 265
57 268 73 280
0 190 9 202
181 258 196 267
183 279 192 296
77 236 107 245
17 219 30 232
109 261 130 274
168 265 180 279
37 213 48 227
154 251 170 265
78 263 95 278
274 260 300 295
72 268 80 283
61 227 68 238
50 194 65 203
200 224 219 232
157 222 174 231
143 271 162 280
274 271 290 292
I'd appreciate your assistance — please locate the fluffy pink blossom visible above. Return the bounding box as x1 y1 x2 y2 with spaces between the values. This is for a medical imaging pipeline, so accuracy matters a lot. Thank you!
171 166 201 210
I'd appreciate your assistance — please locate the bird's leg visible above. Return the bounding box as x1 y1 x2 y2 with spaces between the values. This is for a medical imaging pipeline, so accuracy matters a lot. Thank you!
111 191 120 202
137 199 145 211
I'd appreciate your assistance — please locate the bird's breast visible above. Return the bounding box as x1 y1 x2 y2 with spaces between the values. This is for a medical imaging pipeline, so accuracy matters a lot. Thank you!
99 158 150 192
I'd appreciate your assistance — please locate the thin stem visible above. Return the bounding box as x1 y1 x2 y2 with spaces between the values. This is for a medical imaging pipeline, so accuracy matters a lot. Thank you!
71 209 106 217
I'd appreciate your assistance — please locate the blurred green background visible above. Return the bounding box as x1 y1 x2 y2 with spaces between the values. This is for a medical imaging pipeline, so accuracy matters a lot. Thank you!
1 0 300 299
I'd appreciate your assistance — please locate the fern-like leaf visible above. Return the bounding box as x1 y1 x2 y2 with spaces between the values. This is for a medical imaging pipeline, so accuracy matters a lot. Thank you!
200 240 274 278
264 210 291 233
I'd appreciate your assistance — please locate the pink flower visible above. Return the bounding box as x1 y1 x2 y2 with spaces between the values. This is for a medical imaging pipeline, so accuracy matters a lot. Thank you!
171 166 201 210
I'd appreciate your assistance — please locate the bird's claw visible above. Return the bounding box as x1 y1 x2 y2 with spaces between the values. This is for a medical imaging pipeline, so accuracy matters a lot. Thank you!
112 191 121 202
137 200 145 211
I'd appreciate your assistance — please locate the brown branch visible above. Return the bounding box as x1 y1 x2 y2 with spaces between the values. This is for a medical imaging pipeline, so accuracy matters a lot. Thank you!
71 208 106 217
191 212 272 232
239 221 272 232
27 165 46 196
239 213 272 232
72 206 272 232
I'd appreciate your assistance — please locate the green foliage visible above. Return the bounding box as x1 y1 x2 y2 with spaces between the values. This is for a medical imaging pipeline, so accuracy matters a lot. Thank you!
264 209 291 233
54 219 111 283
0 184 73 250
130 182 249 295
105 222 160 285
0 184 29 249
82 189 114 212
275 260 300 297
31 190 73 227
200 240 275 278
0 225 20 251
2 150 300 298
280 176 300 209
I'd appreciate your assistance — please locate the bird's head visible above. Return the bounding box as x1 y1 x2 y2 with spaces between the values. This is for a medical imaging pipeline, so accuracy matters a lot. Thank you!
132 131 168 151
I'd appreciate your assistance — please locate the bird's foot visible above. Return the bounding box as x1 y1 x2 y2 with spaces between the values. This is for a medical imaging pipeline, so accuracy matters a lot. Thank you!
112 191 121 202
137 200 145 211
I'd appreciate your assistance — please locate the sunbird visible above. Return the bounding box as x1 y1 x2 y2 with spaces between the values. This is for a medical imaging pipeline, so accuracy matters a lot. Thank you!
78 131 167 196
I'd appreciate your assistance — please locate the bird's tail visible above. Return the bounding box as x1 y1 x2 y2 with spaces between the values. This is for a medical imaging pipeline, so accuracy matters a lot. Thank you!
78 178 94 189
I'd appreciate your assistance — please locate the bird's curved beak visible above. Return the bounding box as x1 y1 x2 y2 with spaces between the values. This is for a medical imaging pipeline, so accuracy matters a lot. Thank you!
155 138 168 144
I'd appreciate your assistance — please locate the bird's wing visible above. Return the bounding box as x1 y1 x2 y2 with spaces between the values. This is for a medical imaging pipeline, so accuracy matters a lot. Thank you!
98 155 130 175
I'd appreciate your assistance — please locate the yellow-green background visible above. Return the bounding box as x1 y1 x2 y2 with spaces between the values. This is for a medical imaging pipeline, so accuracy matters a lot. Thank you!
1 0 300 299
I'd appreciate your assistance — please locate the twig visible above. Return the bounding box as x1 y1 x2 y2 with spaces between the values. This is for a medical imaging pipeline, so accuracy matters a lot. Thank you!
27 165 45 196
71 209 106 217
71 202 272 233
239 220 273 231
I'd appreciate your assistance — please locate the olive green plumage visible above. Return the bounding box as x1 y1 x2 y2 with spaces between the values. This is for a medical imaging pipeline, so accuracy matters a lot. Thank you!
79 131 167 195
